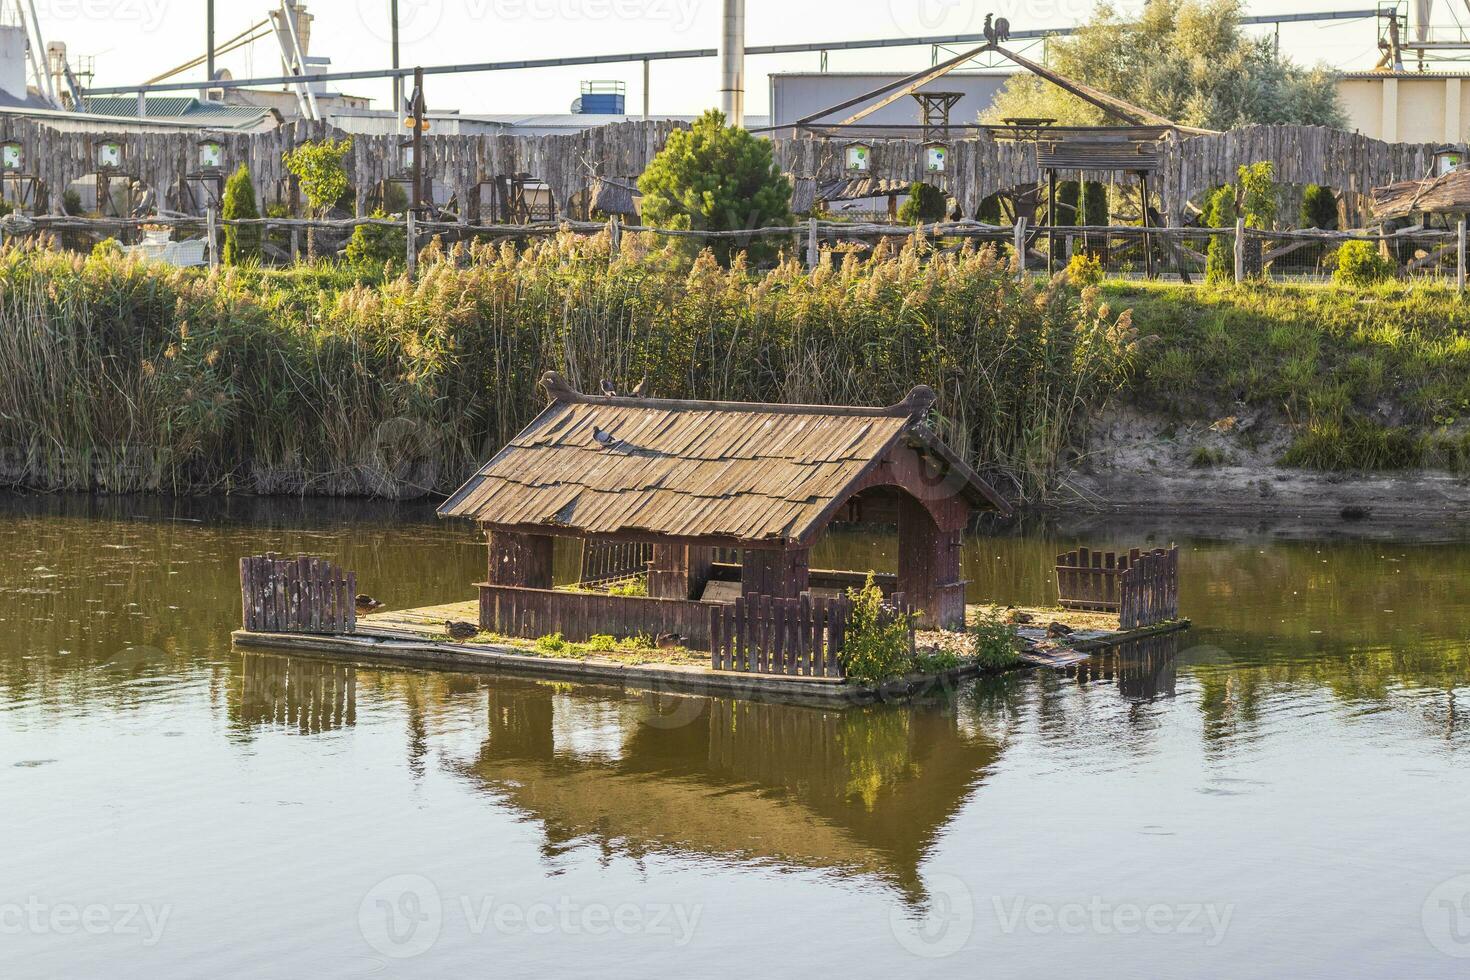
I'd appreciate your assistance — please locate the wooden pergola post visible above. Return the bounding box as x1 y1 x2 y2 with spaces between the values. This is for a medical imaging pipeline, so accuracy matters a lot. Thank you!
649 544 716 600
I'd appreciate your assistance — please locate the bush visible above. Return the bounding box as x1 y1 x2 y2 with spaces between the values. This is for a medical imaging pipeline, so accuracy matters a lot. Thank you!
221 165 261 265
1204 185 1238 284
344 209 405 267
1301 184 1338 230
1065 251 1103 286
534 632 568 654
1333 240 1396 286
839 574 915 684
90 238 122 260
971 609 1021 670
897 182 947 224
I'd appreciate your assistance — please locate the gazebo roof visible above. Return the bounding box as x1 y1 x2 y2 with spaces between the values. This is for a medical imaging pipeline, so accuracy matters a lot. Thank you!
1371 168 1470 220
437 372 1009 544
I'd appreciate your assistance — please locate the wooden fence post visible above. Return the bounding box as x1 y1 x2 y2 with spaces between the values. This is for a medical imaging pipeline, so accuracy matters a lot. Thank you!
1013 217 1027 278
1458 218 1466 295
406 211 417 278
206 205 219 270
806 217 818 268
609 214 621 252
1234 218 1245 283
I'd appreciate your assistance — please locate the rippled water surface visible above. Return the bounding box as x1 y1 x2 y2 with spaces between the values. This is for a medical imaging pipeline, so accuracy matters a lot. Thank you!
2 495 1469 978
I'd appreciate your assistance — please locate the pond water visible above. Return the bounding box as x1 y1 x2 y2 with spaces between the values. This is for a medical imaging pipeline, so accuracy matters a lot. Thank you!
2 495 1469 978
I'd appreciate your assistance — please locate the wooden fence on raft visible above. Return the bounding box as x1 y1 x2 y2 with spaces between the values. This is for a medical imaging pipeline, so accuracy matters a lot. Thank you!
578 540 653 588
239 554 356 634
477 583 712 648
1057 546 1179 629
1117 547 1180 630
708 593 917 679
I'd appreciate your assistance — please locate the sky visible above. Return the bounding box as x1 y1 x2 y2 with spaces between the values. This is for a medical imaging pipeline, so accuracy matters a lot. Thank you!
19 0 1420 117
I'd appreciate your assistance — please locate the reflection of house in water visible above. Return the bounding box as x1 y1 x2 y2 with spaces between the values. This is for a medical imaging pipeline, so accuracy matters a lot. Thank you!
451 680 1003 902
236 653 356 732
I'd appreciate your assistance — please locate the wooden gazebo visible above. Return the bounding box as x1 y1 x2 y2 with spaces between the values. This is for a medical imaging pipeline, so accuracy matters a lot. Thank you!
438 373 1009 638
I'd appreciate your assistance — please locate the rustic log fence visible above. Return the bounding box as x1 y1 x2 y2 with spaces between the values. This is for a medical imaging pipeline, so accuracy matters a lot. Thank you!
478 583 712 648
239 554 356 634
5 213 1468 288
1058 545 1179 629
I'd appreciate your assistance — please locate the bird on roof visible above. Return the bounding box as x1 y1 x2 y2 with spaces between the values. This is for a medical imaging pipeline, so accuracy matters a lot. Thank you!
600 379 618 397
592 425 617 447
629 376 648 398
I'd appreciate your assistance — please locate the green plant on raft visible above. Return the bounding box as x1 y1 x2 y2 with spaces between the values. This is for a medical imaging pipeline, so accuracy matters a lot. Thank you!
1333 240 1396 287
605 577 648 597
839 574 915 685
534 632 568 654
971 609 1021 670
912 649 961 674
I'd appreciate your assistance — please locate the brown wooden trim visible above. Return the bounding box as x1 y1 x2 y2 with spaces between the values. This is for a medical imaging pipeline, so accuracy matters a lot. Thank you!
538 371 937 420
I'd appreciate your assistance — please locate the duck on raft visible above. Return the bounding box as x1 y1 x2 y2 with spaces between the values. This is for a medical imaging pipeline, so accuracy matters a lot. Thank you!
355 594 384 614
445 620 480 641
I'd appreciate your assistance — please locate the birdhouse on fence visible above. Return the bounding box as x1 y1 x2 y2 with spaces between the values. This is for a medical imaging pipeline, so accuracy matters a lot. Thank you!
1435 144 1465 176
0 140 20 172
197 139 224 173
844 142 871 173
923 141 949 174
94 139 122 171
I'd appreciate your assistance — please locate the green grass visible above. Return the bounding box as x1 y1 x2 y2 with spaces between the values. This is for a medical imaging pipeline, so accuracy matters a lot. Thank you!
1107 278 1470 473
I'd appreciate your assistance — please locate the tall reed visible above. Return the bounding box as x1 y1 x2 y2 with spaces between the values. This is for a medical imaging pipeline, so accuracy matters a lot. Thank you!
0 234 1137 502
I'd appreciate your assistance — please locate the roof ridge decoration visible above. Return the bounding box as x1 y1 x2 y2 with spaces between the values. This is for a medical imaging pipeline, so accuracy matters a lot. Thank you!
538 371 937 421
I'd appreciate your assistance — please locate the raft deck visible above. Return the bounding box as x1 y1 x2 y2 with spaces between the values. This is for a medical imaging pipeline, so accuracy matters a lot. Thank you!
231 598 1190 706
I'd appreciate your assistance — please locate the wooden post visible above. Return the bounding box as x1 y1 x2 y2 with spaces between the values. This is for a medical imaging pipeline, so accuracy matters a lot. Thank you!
206 205 219 270
1458 218 1466 294
1013 216 1027 278
609 214 621 252
290 227 300 264
405 210 417 278
1139 172 1154 279
1046 168 1056 274
1234 217 1245 283
806 216 818 268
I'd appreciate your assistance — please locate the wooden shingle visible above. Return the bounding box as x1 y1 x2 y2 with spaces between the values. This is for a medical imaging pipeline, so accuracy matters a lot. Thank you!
438 372 1009 544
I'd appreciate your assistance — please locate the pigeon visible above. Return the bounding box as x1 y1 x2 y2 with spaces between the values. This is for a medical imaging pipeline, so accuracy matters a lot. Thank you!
600 379 618 397
629 376 648 398
355 593 384 613
592 425 617 447
445 620 479 641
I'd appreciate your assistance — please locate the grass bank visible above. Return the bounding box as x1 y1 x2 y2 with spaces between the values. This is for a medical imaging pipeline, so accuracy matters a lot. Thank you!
1108 279 1470 472
0 235 1133 501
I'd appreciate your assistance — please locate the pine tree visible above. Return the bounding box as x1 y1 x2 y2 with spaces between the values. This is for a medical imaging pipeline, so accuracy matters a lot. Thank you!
221 165 261 265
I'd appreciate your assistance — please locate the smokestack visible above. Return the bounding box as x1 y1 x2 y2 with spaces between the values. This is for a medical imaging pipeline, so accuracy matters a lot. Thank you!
718 0 744 127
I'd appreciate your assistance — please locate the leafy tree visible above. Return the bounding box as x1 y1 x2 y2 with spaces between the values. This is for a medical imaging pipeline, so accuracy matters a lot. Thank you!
897 182 947 224
977 194 1003 224
1205 185 1238 283
985 0 1345 130
221 164 261 265
1301 184 1339 230
1054 180 1080 225
637 109 791 263
282 137 352 259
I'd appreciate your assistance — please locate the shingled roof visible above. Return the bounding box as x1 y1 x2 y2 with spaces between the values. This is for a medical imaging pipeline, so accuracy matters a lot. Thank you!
438 372 1009 544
